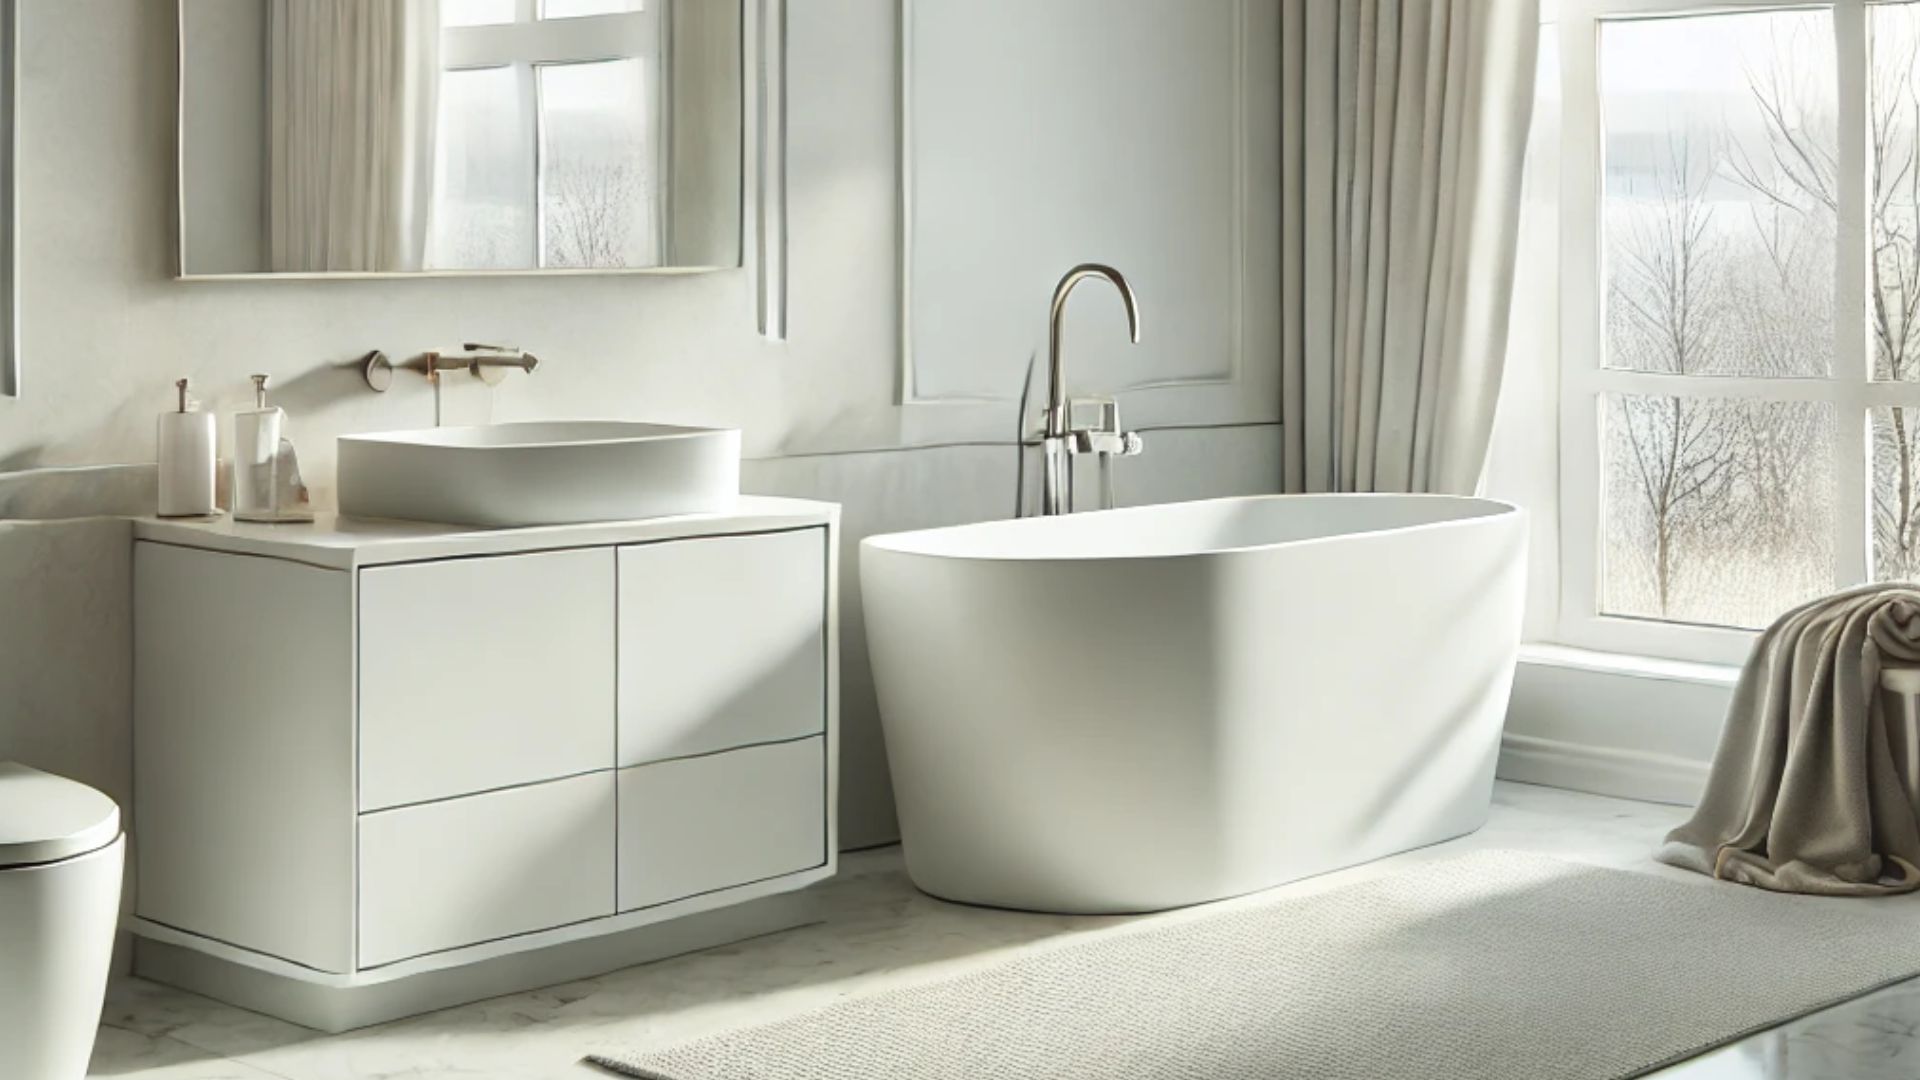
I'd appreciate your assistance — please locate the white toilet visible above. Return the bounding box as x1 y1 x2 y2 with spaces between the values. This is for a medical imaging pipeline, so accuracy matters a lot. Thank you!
0 762 125 1080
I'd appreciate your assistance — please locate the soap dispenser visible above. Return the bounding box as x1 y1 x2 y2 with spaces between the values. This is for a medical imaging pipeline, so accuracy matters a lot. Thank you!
156 378 216 517
232 374 314 523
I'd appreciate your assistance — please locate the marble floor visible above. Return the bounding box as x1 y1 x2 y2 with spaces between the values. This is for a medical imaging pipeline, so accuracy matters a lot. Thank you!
86 782 1920 1079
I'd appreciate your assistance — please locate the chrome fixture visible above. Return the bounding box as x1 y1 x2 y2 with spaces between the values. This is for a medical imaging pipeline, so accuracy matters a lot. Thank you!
363 344 541 392
1038 264 1144 516
432 343 541 387
360 351 394 392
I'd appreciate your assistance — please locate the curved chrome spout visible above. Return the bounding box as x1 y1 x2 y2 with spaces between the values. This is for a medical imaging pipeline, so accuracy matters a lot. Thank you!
1046 264 1140 439
1041 264 1140 515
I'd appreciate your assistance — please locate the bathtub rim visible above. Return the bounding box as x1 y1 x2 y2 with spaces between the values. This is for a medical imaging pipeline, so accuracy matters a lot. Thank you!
860 492 1524 564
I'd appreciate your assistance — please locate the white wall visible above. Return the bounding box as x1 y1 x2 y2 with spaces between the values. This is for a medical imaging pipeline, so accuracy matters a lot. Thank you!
0 0 1282 849
1498 648 1725 806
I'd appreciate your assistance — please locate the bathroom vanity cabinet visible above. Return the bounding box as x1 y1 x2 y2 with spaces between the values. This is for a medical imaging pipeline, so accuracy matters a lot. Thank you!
127 498 839 1031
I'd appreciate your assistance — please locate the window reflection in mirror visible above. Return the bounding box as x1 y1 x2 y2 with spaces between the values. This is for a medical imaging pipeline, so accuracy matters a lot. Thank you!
535 59 657 270
177 0 741 277
442 0 516 28
542 0 646 19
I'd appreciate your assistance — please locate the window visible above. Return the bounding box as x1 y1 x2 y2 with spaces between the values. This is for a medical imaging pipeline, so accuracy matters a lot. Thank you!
429 0 662 270
1556 0 1920 662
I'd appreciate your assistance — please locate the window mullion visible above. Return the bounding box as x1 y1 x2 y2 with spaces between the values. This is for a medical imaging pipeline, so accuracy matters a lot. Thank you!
1834 0 1871 588
1556 3 1603 646
1572 369 1850 403
525 63 545 269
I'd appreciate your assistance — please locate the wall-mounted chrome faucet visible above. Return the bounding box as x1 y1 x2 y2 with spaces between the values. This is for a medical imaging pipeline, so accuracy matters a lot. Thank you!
362 344 541 393
1038 264 1144 516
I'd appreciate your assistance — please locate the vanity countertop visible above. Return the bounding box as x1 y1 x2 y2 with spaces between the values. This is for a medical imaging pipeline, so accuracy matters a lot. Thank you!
132 495 838 570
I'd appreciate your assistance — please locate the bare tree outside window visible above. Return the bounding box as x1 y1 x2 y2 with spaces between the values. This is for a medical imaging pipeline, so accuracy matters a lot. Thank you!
1869 7 1920 580
1603 138 1737 617
1598 11 1836 628
1721 5 1920 583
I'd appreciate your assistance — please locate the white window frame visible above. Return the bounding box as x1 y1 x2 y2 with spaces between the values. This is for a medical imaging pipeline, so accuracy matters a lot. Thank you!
1552 0 1920 665
440 0 668 269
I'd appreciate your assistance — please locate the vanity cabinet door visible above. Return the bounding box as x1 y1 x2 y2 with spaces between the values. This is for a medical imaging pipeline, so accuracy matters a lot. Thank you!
616 529 827 766
617 736 826 911
358 548 615 811
358 771 615 967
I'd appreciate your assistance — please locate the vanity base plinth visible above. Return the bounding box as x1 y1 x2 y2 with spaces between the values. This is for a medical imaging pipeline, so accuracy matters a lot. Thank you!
130 887 825 1033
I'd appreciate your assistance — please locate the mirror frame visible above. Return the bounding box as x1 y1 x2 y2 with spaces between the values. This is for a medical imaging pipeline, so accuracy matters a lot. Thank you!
171 0 758 283
0 0 17 398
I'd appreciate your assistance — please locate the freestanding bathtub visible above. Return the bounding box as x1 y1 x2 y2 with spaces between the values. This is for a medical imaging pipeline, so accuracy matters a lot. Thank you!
860 494 1527 913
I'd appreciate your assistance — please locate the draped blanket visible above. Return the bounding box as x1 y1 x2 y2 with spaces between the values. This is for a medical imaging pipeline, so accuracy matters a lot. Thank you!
1658 585 1920 895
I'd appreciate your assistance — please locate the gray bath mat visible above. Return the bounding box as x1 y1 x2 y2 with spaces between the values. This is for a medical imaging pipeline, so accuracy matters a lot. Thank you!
588 852 1920 1079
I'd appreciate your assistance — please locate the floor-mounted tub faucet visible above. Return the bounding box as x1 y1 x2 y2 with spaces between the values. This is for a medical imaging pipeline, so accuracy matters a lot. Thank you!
1040 264 1144 516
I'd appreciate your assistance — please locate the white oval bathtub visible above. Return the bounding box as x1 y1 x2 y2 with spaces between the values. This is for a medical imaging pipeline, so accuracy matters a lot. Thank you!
860 494 1527 913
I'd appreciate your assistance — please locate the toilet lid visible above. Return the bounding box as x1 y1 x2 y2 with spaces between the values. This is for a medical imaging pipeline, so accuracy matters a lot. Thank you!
0 762 121 868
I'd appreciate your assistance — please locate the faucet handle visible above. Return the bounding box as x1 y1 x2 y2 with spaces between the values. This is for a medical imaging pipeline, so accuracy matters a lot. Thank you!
1028 396 1126 443
1071 429 1144 457
1063 396 1144 457
1072 397 1116 431
1066 397 1144 456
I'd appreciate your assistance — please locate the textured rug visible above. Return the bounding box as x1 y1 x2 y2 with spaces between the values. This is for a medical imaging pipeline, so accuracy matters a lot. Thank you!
588 852 1920 1080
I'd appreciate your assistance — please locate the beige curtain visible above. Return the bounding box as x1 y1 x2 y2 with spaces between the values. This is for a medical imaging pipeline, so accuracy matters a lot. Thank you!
268 0 440 273
1280 0 1540 495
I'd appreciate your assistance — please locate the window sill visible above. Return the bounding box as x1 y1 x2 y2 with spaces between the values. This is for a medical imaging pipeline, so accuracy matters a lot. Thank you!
1517 642 1741 688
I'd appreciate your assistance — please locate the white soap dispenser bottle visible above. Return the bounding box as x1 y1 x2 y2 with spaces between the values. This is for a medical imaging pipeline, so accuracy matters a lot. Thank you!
156 378 216 517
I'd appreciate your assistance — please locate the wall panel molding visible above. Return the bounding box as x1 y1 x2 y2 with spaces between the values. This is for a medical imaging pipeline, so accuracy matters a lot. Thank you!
897 0 1267 413
752 0 788 341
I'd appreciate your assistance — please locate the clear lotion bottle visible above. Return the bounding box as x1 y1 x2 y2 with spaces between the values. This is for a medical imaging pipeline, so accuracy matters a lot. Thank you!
232 373 313 523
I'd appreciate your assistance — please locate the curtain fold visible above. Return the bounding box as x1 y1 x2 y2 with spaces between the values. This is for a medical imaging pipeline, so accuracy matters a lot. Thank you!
268 0 440 273
1281 0 1539 495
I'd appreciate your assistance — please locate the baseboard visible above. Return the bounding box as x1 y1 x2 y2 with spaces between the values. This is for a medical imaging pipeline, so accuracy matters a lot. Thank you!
1497 732 1707 807
134 889 824 1033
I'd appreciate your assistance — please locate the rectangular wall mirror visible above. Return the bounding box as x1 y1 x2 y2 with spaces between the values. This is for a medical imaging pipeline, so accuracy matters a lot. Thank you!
177 0 742 278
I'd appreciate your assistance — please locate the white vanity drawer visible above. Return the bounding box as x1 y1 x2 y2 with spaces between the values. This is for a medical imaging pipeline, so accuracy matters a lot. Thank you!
358 771 615 967
617 736 826 911
617 528 826 767
358 548 615 811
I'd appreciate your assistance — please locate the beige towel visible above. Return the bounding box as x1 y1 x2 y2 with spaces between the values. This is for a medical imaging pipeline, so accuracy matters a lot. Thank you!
1657 584 1920 895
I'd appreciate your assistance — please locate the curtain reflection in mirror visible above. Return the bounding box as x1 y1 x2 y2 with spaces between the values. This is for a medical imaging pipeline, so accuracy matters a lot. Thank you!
267 0 440 273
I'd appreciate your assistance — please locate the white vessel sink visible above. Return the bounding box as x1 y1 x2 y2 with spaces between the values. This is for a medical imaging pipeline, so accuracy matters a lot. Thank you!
337 422 741 527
